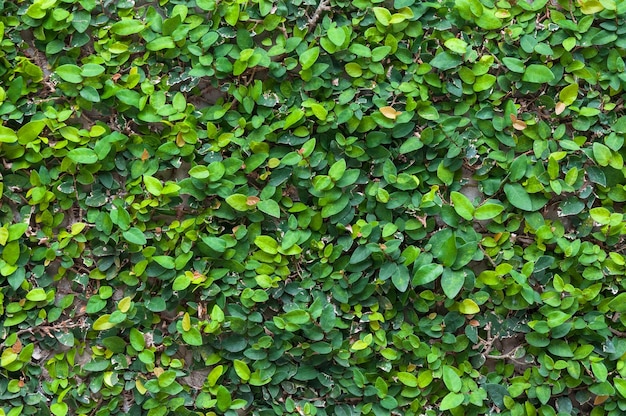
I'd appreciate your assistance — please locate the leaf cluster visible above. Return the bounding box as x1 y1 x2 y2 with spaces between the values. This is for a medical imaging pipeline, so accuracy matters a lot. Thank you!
0 0 626 416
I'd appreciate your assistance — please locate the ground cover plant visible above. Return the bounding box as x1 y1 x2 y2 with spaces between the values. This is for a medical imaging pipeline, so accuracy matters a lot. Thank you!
1 0 626 415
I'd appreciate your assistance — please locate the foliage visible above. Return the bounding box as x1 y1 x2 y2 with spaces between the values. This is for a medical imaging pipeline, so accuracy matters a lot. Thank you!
0 0 626 415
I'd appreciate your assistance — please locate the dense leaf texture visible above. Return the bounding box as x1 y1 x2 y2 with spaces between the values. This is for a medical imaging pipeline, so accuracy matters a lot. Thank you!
0 1 625 416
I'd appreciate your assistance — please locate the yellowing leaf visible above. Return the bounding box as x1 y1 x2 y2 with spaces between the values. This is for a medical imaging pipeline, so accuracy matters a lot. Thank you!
93 314 117 330
555 101 566 115
234 359 251 381
136 379 147 395
380 106 402 120
351 340 370 351
118 296 132 313
182 312 191 331
578 0 604 13
351 333 372 351
458 299 480 314
559 83 579 106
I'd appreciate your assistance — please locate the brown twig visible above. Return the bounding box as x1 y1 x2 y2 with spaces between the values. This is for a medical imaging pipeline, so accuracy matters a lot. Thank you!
0 317 89 348
486 346 522 360
306 0 331 33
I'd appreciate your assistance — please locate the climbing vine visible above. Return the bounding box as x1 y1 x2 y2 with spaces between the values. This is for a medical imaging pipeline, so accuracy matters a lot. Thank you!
1 0 626 415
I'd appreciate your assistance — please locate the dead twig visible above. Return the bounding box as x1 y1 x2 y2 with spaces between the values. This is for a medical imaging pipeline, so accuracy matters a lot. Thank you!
306 0 331 33
0 317 89 349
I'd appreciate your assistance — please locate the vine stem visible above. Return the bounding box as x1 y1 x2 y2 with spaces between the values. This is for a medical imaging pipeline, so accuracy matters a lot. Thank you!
306 0 331 33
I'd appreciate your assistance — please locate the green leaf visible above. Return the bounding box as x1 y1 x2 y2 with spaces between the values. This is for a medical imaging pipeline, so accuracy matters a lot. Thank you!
216 385 232 412
143 175 163 196
397 372 418 387
172 274 191 291
592 142 612 166
444 38 468 54
153 255 175 269
590 207 611 224
282 310 310 325
345 62 363 77
413 264 443 285
299 47 320 70
72 10 91 33
0 126 17 143
474 203 504 220
145 297 164 313
207 366 224 387
522 64 555 83
234 360 251 381
116 90 141 107
51 402 68 416
391 265 410 292
502 57 525 73
440 392 464 411
592 362 608 382
615 378 626 398
224 3 239 25
430 51 462 71
559 83 579 106
284 108 305 129
548 340 573 357
189 165 209 179
146 36 175 51
473 74 496 92
349 43 371 57
254 235 278 254
328 25 346 46
372 7 392 25
476 9 502 29
158 370 177 388
56 64 83 83
443 366 462 393
450 191 474 220
67 148 98 164
81 63 105 77
17 121 45 144
329 159 347 181
130 328 145 351
441 269 464 299
257 199 281 218
2 241 19 265
310 103 328 120
526 332 550 347
110 19 145 36
7 224 27 243
321 193 350 218
503 183 548 211
26 288 47 302
201 236 227 253
80 86 101 102
182 327 203 346
399 136 423 153
351 335 373 351
225 194 250 211
123 227 147 245
371 46 391 62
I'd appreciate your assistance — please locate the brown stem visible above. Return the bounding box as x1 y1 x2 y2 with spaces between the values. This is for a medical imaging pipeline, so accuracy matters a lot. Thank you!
306 0 331 34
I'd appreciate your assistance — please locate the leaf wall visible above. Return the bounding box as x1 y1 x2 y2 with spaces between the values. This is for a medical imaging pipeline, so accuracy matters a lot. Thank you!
0 0 626 415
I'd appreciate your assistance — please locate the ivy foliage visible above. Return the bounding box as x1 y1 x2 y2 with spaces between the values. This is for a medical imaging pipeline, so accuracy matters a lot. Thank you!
1 0 626 415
